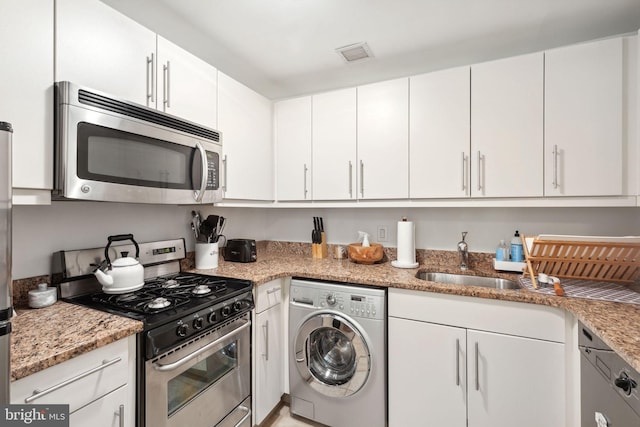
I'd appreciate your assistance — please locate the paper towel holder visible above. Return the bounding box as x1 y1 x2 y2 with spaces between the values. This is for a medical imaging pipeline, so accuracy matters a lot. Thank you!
391 217 419 269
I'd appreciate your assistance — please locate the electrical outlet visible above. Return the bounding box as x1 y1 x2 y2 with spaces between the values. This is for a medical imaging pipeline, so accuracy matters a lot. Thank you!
377 226 388 242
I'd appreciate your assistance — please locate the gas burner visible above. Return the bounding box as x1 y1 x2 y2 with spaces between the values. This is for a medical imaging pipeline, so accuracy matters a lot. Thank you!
163 279 179 288
148 297 171 310
192 284 211 295
115 293 139 303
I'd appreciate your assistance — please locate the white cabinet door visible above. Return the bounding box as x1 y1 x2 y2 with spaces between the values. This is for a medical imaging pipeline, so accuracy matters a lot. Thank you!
56 0 156 106
410 67 470 198
471 53 544 197
467 330 565 427
70 384 132 427
275 97 312 201
254 303 283 424
156 36 218 129
545 37 623 196
218 72 274 200
357 78 409 199
0 0 53 199
389 317 467 427
312 88 357 201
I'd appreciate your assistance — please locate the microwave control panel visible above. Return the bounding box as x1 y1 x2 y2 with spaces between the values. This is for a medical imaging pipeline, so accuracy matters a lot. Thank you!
206 151 219 190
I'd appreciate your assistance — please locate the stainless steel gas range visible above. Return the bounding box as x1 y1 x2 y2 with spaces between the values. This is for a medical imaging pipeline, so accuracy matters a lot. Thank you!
54 238 254 427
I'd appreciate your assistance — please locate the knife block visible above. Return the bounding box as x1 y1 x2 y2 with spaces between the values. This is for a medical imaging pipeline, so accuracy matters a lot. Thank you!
312 232 328 259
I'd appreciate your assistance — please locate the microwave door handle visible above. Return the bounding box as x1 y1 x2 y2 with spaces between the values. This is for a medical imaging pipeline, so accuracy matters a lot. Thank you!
193 142 208 203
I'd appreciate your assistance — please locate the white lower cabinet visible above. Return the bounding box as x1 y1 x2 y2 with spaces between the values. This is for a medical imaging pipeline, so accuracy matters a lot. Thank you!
11 336 135 427
253 279 284 425
389 289 567 427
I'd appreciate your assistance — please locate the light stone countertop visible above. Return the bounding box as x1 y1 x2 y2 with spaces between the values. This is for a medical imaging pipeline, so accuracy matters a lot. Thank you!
10 241 640 380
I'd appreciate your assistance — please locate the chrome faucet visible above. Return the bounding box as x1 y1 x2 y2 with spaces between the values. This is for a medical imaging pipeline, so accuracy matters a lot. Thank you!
457 231 469 270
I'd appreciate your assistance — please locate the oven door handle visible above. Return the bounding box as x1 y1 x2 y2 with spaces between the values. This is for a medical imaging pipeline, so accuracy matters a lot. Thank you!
152 320 250 372
193 141 208 203
234 405 251 427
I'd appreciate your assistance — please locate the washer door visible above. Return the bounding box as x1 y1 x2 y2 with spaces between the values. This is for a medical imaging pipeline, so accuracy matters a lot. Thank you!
294 312 370 397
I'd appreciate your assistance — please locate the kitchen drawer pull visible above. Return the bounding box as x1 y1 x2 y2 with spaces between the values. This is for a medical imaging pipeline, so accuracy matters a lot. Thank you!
234 405 251 427
455 339 460 386
153 320 250 372
262 320 269 361
552 144 559 189
222 155 228 192
475 342 480 391
193 141 208 203
303 164 308 199
163 61 171 109
115 404 124 427
25 357 122 403
348 161 353 198
359 160 364 197
146 53 155 104
266 287 281 295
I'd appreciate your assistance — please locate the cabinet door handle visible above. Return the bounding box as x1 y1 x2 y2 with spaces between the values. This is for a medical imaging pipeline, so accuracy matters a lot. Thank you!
475 342 480 391
262 320 269 361
222 155 228 192
455 339 461 386
146 53 155 105
25 357 122 403
115 404 124 427
461 152 468 193
359 160 364 197
348 161 353 198
163 61 171 109
266 287 281 295
477 151 484 192
552 144 559 189
303 164 308 199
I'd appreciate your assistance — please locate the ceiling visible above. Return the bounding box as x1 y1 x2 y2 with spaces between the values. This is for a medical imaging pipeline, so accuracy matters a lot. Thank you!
102 0 640 100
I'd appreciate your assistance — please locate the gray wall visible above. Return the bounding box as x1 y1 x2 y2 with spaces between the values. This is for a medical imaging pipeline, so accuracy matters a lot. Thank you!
12 202 639 279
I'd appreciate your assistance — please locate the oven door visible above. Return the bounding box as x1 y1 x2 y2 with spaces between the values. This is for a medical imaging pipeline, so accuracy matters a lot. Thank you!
145 315 251 427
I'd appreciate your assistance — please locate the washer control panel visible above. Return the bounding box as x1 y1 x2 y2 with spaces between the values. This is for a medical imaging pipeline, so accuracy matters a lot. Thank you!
291 279 385 320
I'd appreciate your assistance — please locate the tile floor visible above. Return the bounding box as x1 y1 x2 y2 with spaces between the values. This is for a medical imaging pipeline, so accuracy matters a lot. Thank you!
264 405 327 427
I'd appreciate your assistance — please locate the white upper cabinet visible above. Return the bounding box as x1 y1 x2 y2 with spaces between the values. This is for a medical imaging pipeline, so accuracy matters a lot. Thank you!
56 0 156 106
0 0 53 203
312 88 357 201
156 37 218 129
545 37 624 197
56 0 218 129
357 78 409 199
274 97 312 201
471 52 544 198
218 72 274 201
410 67 470 198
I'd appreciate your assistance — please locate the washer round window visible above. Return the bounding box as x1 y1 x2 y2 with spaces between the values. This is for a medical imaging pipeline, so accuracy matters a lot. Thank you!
294 312 371 397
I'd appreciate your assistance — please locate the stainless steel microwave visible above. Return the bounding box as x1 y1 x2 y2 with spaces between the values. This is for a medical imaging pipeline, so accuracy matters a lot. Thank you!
54 82 223 204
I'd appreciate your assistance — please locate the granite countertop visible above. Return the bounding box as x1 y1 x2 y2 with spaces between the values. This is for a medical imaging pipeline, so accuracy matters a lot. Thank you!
10 241 640 381
10 302 143 381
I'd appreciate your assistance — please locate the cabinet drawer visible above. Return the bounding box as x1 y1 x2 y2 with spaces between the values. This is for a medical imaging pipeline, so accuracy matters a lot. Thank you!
389 288 565 343
12 339 129 412
255 280 282 313
70 384 131 427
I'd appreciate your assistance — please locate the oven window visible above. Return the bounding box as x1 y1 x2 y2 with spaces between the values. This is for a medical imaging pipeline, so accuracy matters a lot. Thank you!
167 341 238 417
77 122 196 189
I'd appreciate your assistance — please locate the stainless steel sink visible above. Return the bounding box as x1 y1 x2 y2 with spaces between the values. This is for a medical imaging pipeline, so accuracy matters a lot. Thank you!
416 271 521 290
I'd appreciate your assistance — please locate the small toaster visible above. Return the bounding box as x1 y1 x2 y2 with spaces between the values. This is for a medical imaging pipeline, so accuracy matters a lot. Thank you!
223 239 257 263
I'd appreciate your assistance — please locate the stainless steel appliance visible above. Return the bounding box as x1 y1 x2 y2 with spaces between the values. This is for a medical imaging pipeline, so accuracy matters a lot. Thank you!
0 122 12 404
54 239 253 427
579 321 640 426
289 279 386 427
54 82 223 204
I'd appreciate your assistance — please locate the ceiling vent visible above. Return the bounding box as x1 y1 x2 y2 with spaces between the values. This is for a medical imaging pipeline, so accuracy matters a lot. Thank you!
335 42 374 63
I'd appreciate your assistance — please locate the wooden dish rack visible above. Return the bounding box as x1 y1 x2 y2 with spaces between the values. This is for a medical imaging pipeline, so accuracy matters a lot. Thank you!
522 235 640 289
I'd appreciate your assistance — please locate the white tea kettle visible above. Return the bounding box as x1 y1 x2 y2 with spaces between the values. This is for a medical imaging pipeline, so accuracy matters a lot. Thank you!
93 234 144 294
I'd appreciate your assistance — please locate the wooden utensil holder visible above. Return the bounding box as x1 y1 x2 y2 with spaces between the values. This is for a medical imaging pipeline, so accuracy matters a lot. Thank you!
522 235 640 289
312 232 328 259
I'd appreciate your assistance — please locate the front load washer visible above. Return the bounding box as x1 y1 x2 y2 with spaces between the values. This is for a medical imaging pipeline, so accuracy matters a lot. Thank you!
289 278 386 427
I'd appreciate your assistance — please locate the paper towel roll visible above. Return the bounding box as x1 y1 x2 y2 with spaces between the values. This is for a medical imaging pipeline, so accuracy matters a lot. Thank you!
392 219 419 268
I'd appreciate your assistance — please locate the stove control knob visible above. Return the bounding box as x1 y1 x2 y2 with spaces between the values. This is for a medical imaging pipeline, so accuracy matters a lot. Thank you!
233 301 244 312
176 324 189 337
193 317 204 330
221 305 232 317
326 293 337 306
208 312 217 323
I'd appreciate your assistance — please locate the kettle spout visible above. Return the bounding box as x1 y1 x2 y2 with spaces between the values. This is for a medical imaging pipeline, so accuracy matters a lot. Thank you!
93 269 114 286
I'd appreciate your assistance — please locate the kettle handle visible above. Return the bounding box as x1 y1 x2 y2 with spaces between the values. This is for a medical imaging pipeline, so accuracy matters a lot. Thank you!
105 234 140 268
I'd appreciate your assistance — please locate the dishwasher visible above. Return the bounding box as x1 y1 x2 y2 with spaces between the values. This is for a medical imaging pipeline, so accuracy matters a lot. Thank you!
579 321 640 426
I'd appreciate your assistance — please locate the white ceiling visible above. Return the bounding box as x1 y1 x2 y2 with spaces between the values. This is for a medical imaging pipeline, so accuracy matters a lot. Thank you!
102 0 640 100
